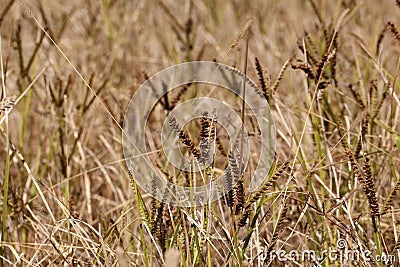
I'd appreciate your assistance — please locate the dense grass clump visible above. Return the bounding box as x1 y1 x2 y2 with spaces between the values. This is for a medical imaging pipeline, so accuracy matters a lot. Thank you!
0 0 400 266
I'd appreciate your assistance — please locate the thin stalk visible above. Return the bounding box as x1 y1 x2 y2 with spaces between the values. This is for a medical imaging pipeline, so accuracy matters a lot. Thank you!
0 132 10 267
0 35 8 267
372 215 382 267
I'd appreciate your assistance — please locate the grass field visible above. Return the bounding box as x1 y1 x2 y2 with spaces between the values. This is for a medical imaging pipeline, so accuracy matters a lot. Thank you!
0 0 400 266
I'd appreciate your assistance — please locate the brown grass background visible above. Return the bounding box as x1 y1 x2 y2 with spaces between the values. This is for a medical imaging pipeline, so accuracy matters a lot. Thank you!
0 0 400 266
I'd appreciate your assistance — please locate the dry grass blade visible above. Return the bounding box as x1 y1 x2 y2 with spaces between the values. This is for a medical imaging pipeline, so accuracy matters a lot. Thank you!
0 126 59 223
2 1 400 265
